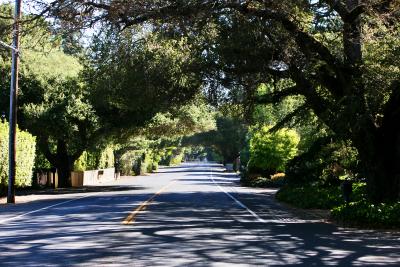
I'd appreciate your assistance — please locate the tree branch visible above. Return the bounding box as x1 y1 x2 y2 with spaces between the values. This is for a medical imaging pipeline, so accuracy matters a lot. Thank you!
255 85 301 104
269 104 309 133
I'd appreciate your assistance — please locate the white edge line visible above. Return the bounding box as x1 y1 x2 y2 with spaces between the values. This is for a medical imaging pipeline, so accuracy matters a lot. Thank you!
0 192 102 224
210 167 266 223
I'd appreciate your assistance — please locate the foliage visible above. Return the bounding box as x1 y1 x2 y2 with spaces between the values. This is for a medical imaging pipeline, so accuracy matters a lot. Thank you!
206 149 223 163
85 30 202 133
10 1 400 201
98 145 115 169
276 184 343 209
331 200 400 229
143 97 216 139
241 173 286 188
120 150 143 176
184 146 207 161
331 182 400 228
285 139 359 186
73 145 114 171
184 116 247 163
34 150 52 170
248 126 300 174
158 147 184 166
119 149 160 176
276 182 399 228
0 14 98 186
170 151 184 166
0 122 36 190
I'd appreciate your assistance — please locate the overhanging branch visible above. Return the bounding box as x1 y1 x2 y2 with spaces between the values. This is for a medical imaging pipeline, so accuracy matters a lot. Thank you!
255 85 301 104
269 104 309 133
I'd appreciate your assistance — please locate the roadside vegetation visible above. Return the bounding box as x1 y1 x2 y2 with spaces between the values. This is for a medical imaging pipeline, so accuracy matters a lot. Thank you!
0 1 399 229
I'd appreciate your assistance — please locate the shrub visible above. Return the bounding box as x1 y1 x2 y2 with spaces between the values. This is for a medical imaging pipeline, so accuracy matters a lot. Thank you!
241 172 286 188
331 201 400 229
248 126 300 175
170 152 184 166
0 122 36 190
285 138 359 186
276 182 368 209
159 147 184 166
120 151 142 175
74 145 115 171
276 184 343 209
119 150 160 176
98 145 114 169
34 150 51 170
74 151 97 171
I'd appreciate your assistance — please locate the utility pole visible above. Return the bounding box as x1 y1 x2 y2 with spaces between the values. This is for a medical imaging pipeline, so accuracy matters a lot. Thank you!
8 0 22 204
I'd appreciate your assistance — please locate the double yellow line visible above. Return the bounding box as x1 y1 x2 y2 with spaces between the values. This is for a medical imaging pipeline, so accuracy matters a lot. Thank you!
122 180 176 225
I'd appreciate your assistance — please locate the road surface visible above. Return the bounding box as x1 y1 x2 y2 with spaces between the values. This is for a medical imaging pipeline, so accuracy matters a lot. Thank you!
0 163 399 266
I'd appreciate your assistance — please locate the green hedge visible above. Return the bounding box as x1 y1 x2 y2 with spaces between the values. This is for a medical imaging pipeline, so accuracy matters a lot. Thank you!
120 150 160 176
120 151 141 175
170 152 184 166
0 122 36 189
159 147 184 166
74 145 114 171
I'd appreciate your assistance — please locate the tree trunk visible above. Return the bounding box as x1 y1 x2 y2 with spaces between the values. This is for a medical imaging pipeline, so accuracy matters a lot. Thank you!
358 140 400 203
55 139 74 188
39 138 76 188
343 0 362 65
365 85 400 202
354 115 400 203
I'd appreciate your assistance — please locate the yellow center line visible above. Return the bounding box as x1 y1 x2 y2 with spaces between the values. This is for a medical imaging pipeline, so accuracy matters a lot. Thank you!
122 180 177 225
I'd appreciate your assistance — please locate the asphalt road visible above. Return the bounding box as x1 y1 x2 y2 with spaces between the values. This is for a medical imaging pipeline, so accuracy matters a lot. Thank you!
0 162 399 266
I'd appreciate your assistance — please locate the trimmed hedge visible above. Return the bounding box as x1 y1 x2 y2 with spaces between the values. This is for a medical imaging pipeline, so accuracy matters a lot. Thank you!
74 145 114 171
120 150 160 176
0 122 36 189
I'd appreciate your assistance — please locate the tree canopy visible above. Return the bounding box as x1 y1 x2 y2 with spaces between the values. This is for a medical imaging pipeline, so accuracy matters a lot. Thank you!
2 1 399 202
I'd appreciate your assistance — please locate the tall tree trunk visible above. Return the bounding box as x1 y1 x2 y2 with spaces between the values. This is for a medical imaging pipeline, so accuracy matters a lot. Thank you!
55 139 73 187
354 86 400 202
343 0 362 65
356 134 400 203
39 138 76 188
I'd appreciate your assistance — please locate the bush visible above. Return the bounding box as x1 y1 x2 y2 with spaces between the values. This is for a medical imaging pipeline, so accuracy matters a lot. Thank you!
170 152 184 166
248 126 299 175
241 172 286 188
98 145 114 169
331 201 400 229
159 147 184 166
276 184 343 209
74 151 98 171
34 150 51 170
120 151 142 175
0 122 36 190
285 138 359 186
119 150 160 176
74 145 115 171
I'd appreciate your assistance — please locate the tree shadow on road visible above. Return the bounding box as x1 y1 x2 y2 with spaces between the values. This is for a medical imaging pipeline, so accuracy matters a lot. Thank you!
0 187 399 266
